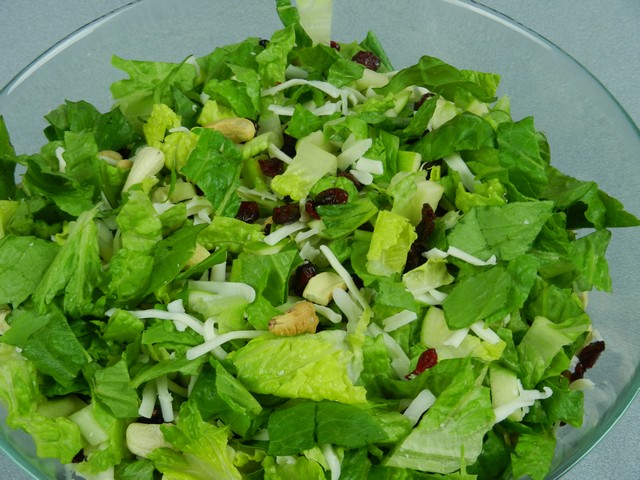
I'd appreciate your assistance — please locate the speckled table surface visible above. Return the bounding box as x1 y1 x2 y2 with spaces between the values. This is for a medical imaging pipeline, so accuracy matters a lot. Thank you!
0 1 638 479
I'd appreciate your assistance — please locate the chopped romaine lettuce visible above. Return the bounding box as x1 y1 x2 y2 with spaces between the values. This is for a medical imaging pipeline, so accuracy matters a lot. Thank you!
0 2 637 479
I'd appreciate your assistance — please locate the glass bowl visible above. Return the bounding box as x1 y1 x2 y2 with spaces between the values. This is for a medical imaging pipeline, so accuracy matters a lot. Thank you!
0 0 638 478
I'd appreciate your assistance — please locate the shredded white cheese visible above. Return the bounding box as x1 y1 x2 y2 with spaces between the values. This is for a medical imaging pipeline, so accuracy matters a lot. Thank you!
267 144 293 164
55 146 67 173
354 157 384 175
120 308 204 336
186 330 265 360
336 138 372 170
350 169 374 185
443 153 476 192
368 323 411 379
493 385 553 423
264 221 307 246
268 104 296 117
210 262 227 282
382 310 418 332
470 321 502 344
424 246 497 266
403 389 436 426
155 375 174 423
237 185 279 202
313 304 343 324
138 381 157 419
332 288 363 324
319 245 369 310
299 241 321 262
443 328 470 348
188 280 256 303
321 444 341 480
262 78 341 99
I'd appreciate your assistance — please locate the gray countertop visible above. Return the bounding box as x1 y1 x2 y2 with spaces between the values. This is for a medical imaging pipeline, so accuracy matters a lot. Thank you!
1 1 638 479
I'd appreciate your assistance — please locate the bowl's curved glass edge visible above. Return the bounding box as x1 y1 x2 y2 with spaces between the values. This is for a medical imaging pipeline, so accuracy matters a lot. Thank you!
452 2 640 474
465 0 640 137
0 5 148 480
0 0 141 97
0 1 638 479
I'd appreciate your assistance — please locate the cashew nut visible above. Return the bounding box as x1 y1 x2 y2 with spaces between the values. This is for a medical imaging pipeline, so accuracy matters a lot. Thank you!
302 272 347 306
117 159 133 170
98 150 123 162
204 117 256 143
269 301 319 336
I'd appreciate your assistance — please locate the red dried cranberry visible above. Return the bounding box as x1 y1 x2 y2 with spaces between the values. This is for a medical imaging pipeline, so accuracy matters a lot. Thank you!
259 158 285 177
330 40 341 51
138 407 164 424
305 201 320 220
314 188 349 206
235 201 260 223
292 261 317 296
72 450 86 464
414 92 435 111
404 242 427 273
406 348 438 379
577 341 605 369
570 363 586 383
273 203 301 224
281 133 298 157
337 171 363 190
415 203 436 245
352 51 381 71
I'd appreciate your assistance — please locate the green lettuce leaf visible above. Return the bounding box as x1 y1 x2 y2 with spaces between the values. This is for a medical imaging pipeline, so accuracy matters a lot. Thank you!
0 235 59 307
190 362 262 437
447 201 554 262
366 210 417 276
386 362 494 473
0 344 83 464
182 128 243 217
149 401 242 480
230 331 367 404
111 56 197 128
0 116 17 200
256 25 296 87
88 359 139 419
510 430 556 480
32 208 103 317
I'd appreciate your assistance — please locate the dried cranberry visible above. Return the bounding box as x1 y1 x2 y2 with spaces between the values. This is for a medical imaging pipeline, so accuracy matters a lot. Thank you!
414 92 435 111
315 188 349 206
404 242 427 272
139 407 164 425
406 348 438 379
577 341 605 369
235 201 260 223
117 147 131 159
72 450 86 464
305 201 320 220
259 38 269 48
352 51 381 71
415 203 436 245
292 261 317 296
337 171 363 190
259 158 285 177
570 363 586 383
273 203 301 224
330 40 341 51
281 133 298 157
